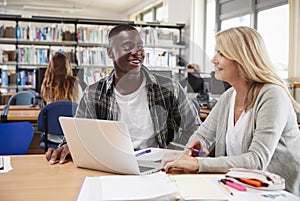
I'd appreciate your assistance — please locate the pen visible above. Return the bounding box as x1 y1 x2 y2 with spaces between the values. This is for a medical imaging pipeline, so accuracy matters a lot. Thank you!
169 142 207 155
218 180 234 196
135 149 151 157
221 179 247 191
0 156 4 170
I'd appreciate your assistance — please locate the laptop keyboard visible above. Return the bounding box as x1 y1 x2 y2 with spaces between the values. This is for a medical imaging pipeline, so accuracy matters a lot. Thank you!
139 165 156 173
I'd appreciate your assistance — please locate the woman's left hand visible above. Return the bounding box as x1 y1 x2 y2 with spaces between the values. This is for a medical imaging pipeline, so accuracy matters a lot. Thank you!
162 151 199 173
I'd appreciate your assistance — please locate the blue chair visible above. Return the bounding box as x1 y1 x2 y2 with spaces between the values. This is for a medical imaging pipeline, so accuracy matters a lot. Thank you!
37 101 78 152
1 91 36 122
0 121 34 155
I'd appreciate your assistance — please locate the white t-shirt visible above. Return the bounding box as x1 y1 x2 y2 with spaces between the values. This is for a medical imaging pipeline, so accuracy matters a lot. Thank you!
226 90 252 156
114 76 156 150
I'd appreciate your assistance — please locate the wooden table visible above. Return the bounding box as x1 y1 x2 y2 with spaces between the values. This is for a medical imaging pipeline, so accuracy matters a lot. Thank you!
0 105 40 121
200 107 211 119
0 155 112 201
1 155 298 201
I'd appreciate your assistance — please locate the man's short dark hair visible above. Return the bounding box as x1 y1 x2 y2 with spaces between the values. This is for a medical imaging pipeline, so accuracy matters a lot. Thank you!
108 24 138 40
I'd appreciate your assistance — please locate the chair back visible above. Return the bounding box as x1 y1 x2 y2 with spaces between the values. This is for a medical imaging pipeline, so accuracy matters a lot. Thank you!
0 122 34 155
1 91 36 122
37 101 78 151
7 91 35 105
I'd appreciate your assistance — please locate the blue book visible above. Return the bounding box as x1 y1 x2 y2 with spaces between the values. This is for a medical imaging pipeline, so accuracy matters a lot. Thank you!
1 70 8 86
19 71 25 86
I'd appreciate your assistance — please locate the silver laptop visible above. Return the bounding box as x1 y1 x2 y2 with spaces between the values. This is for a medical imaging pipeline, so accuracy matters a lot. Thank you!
58 116 163 175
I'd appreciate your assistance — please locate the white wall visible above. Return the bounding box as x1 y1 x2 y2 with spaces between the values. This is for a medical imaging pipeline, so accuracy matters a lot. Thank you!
166 0 192 24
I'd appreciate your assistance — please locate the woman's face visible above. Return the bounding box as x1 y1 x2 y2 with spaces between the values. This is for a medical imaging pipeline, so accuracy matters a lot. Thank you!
211 49 240 84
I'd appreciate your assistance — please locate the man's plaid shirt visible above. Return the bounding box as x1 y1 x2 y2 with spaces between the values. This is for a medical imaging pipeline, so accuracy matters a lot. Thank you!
75 66 201 148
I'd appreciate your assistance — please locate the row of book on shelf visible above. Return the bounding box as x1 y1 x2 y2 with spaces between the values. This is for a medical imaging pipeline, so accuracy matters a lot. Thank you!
0 69 35 87
0 69 107 88
83 68 112 85
1 24 179 46
1 47 178 68
0 68 110 88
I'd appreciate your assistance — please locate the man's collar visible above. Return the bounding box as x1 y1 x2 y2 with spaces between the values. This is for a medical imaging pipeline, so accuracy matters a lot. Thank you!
105 65 159 94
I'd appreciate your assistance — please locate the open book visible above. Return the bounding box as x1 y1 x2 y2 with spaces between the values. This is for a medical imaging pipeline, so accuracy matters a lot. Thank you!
77 172 228 201
77 172 178 201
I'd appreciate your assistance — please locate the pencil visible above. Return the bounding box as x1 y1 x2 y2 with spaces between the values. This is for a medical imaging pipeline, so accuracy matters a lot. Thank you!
218 180 234 196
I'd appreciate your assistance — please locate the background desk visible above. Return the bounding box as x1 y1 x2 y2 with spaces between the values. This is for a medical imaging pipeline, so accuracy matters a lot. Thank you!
0 155 112 201
0 105 40 122
200 107 211 120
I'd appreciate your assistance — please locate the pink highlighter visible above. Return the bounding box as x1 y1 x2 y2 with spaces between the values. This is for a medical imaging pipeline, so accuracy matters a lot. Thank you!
221 179 247 191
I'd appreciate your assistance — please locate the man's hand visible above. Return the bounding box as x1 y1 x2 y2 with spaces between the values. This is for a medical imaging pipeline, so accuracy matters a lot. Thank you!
45 144 71 165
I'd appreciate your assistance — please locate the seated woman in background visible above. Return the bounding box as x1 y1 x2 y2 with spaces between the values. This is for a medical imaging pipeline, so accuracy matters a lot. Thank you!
41 51 81 104
40 51 82 144
162 26 300 196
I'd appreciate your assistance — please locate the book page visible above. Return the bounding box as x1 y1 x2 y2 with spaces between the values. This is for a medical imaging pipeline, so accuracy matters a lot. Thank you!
101 172 177 200
77 172 177 201
170 174 228 201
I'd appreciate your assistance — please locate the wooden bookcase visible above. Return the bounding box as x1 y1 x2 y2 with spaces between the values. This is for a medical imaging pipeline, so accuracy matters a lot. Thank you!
0 15 186 94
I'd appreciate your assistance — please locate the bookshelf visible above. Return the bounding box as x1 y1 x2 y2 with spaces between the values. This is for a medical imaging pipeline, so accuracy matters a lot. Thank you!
0 15 186 93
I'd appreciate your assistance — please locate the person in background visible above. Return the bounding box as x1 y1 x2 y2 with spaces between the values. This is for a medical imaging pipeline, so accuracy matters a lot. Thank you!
180 63 202 89
41 51 82 104
187 63 201 74
162 26 300 196
40 51 82 145
45 24 201 164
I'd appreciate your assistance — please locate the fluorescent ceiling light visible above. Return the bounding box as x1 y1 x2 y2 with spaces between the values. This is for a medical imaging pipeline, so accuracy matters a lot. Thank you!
23 5 82 13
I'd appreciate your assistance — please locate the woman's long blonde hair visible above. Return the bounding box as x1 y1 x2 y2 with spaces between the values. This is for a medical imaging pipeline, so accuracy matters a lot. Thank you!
216 26 299 112
41 52 78 104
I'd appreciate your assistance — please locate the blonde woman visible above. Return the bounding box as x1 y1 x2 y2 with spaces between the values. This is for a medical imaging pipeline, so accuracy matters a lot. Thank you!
41 52 80 104
162 26 300 196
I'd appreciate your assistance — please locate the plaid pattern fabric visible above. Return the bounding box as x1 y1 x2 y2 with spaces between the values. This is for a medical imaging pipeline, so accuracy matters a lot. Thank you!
75 66 201 148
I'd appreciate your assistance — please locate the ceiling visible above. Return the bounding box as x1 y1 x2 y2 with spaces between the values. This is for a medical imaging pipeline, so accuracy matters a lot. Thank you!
0 0 159 19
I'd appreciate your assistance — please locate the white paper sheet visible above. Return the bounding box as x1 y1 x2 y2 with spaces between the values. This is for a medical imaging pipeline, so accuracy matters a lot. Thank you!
0 156 13 173
77 172 177 201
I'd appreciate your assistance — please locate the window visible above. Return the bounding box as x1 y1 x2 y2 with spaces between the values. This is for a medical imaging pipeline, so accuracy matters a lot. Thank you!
129 3 164 22
143 10 153 22
207 0 289 79
257 5 289 79
221 15 250 30
156 5 165 22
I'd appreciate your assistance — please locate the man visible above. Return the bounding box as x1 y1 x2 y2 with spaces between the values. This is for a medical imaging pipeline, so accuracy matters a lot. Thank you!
46 24 201 164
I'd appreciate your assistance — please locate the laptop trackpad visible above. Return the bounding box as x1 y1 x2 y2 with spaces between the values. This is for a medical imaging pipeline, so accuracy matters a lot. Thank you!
137 160 163 174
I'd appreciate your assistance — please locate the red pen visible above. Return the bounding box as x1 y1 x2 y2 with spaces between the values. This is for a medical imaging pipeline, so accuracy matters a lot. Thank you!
221 179 247 191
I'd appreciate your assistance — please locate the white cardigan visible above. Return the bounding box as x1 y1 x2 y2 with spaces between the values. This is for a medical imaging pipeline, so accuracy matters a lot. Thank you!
190 84 300 196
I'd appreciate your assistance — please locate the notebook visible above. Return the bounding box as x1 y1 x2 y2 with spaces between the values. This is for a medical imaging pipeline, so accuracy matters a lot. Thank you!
58 116 163 175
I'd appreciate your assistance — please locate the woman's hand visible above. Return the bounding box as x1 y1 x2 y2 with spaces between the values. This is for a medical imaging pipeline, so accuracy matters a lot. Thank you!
186 140 209 157
162 151 199 173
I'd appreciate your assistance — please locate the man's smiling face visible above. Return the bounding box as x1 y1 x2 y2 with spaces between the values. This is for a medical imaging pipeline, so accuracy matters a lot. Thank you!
108 29 145 75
